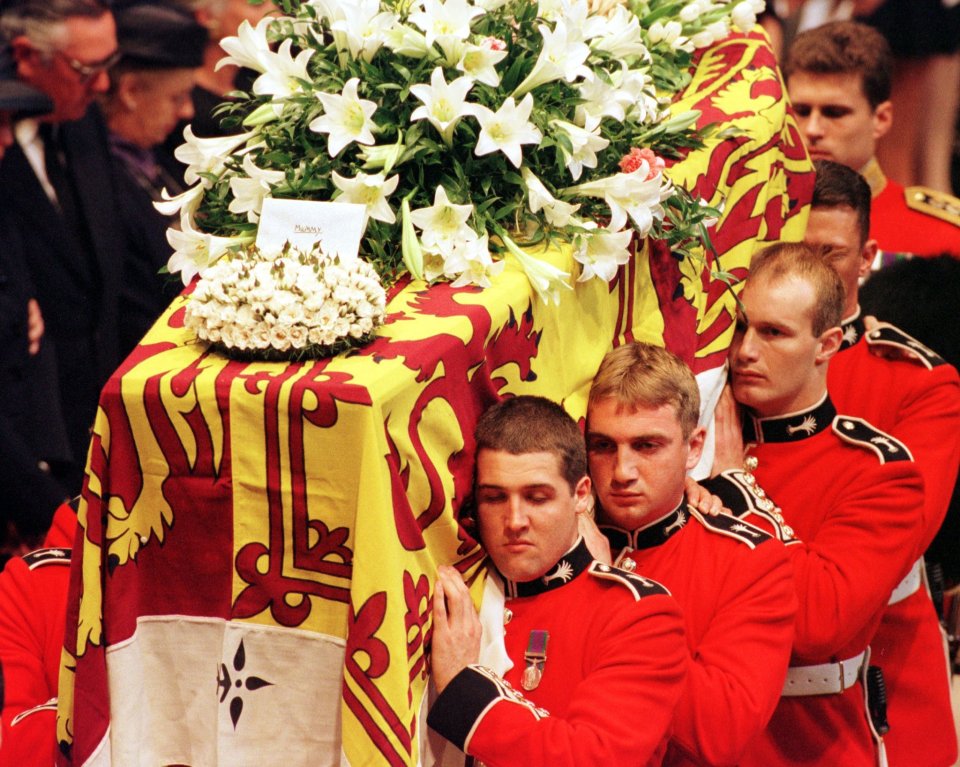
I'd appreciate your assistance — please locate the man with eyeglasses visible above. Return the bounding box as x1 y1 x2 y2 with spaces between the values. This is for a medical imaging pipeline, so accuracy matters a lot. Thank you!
0 0 126 498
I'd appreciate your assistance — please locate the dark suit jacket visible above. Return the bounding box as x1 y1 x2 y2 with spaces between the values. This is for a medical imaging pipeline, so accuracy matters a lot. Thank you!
111 147 182 358
0 107 125 480
0 207 72 532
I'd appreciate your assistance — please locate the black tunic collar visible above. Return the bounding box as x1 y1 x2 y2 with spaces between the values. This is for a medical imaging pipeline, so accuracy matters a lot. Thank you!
839 307 864 351
504 538 593 599
599 498 689 553
743 394 836 444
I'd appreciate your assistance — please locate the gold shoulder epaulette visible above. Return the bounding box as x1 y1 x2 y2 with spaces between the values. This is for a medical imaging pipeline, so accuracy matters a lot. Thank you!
904 186 960 226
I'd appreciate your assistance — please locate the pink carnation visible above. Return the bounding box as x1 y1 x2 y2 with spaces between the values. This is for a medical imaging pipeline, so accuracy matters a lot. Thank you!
618 147 665 180
482 36 507 51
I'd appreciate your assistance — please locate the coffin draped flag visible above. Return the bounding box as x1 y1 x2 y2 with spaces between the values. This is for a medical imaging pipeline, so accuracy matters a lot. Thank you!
56 31 812 767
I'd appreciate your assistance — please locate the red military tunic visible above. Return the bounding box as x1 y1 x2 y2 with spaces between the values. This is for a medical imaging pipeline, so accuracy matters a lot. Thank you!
427 539 687 767
828 313 960 767
731 397 925 767
0 504 78 767
601 503 796 767
861 159 960 261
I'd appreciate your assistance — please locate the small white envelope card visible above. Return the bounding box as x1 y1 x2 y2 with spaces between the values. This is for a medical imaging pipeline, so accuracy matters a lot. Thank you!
256 198 366 262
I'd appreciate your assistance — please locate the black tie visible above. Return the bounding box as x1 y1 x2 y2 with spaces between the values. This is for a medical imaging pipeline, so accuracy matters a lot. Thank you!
40 123 80 228
38 123 98 287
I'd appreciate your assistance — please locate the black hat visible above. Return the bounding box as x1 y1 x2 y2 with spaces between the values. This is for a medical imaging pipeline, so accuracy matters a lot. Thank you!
0 39 52 117
115 3 208 70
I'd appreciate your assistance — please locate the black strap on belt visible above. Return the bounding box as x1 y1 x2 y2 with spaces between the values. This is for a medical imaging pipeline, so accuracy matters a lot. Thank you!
866 665 890 736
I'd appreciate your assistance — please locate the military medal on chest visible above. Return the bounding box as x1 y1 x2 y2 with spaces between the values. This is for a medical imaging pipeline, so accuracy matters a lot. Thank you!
522 630 549 690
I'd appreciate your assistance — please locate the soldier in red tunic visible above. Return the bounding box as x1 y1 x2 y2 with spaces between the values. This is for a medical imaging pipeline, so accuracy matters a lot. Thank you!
0 502 77 765
427 396 687 767
717 243 925 767
583 342 796 767
804 160 960 767
784 21 960 262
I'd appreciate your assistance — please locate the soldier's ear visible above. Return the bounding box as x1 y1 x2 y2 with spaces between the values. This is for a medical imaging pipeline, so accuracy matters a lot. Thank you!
816 326 843 363
859 239 877 279
573 475 592 510
685 426 706 471
872 100 892 142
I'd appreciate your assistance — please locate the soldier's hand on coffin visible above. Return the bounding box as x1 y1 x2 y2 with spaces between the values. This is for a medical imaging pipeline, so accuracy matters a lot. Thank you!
430 565 482 694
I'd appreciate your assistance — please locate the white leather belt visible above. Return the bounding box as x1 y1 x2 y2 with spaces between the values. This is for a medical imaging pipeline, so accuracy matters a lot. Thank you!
782 651 866 697
888 558 923 605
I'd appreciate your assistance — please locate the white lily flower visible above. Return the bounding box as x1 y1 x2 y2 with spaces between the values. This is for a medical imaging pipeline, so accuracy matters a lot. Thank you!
564 164 666 234
383 23 432 58
330 0 398 62
401 197 424 280
166 220 253 285
514 19 592 97
217 17 273 74
242 102 282 128
474 0 510 9
154 183 204 220
591 7 648 60
252 39 314 98
331 170 400 226
550 118 609 181
422 247 449 282
501 233 572 305
410 185 476 252
574 225 633 282
612 66 659 125
409 0 485 48
174 126 258 186
471 94 542 168
309 78 378 157
555 0 608 42
410 67 476 145
446 234 504 288
521 167 580 227
456 40 507 87
228 154 286 223
575 71 629 125
536 0 567 22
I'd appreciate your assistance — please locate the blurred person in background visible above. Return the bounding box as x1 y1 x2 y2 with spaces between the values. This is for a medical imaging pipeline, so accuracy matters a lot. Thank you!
0 32 73 559
100 2 208 355
157 0 275 180
0 0 125 491
784 20 960 262
854 0 960 195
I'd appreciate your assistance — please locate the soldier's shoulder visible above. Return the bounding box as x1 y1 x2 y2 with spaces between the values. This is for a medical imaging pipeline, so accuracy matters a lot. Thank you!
588 561 671 600
22 547 72 570
903 186 960 227
690 508 773 548
832 415 913 464
863 323 947 369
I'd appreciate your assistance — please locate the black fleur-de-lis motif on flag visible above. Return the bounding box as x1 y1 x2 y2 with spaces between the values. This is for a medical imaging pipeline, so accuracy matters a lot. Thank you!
217 639 273 729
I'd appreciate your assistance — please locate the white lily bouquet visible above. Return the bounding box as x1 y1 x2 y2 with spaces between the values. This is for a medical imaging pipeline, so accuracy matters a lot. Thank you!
160 0 764 351
185 242 387 360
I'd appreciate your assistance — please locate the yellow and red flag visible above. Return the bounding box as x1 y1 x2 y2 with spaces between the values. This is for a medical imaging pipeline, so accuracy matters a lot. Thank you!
56 30 811 767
